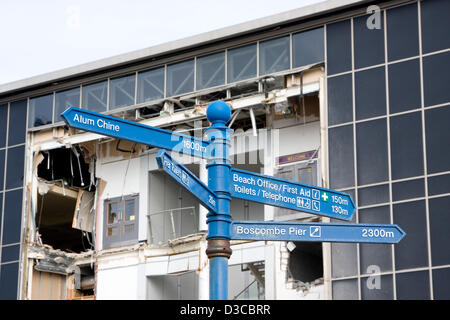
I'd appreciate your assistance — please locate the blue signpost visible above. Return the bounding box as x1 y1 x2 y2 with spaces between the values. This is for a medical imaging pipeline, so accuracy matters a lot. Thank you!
230 221 405 244
62 101 405 301
156 150 218 214
230 168 355 221
61 107 210 158
203 102 233 300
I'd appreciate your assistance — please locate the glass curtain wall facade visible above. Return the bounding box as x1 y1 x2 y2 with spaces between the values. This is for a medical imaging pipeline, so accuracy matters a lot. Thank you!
327 0 450 300
0 100 27 300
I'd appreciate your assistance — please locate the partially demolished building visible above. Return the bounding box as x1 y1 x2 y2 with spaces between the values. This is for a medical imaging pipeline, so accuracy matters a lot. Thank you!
0 0 449 300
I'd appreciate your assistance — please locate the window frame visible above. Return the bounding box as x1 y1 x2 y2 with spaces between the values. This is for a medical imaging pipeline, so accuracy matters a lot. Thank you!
103 194 139 249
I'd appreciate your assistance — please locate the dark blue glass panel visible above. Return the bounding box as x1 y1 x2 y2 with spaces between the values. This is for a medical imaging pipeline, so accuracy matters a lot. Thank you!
327 74 353 126
0 262 19 300
355 66 386 120
0 149 4 190
421 0 450 53
5 145 24 190
1 244 20 263
393 200 428 270
8 100 27 146
292 27 324 68
2 189 23 245
28 94 53 128
423 51 450 107
0 104 7 148
54 87 80 122
326 20 351 75
428 174 450 196
390 112 424 180
358 184 389 207
359 205 390 224
356 119 389 185
329 125 354 189
392 178 425 201
433 268 450 300
388 59 421 114
387 3 419 61
0 193 2 237
353 13 385 69
396 270 430 300
429 196 450 266
425 106 450 174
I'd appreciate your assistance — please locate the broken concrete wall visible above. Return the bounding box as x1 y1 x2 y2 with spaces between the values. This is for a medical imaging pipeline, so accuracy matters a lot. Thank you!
27 245 96 300
72 189 95 233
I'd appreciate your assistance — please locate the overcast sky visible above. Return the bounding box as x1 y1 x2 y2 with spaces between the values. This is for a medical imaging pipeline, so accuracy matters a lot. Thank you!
0 0 325 85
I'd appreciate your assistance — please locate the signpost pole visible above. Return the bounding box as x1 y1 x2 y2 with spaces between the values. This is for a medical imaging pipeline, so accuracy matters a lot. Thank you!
205 101 233 300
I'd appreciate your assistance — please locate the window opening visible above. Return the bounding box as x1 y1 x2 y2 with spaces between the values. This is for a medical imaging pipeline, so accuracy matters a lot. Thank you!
35 146 96 253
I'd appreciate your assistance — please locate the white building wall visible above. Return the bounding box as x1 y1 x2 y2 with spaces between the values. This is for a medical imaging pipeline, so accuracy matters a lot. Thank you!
97 157 141 199
277 122 320 158
96 253 142 300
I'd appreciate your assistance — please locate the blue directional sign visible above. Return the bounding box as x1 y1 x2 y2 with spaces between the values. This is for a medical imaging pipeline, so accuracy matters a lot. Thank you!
63 101 406 300
230 168 355 221
156 149 218 214
61 107 210 158
230 221 405 244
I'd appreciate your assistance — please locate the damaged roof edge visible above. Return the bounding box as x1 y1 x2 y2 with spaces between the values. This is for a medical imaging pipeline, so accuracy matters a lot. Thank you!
0 0 367 96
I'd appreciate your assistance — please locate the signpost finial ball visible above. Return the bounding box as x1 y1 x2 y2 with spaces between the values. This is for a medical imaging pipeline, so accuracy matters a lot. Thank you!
206 101 231 124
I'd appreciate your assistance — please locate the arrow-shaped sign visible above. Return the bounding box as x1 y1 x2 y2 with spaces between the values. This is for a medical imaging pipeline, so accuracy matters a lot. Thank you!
156 149 218 214
230 221 405 244
61 107 210 158
230 168 355 221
